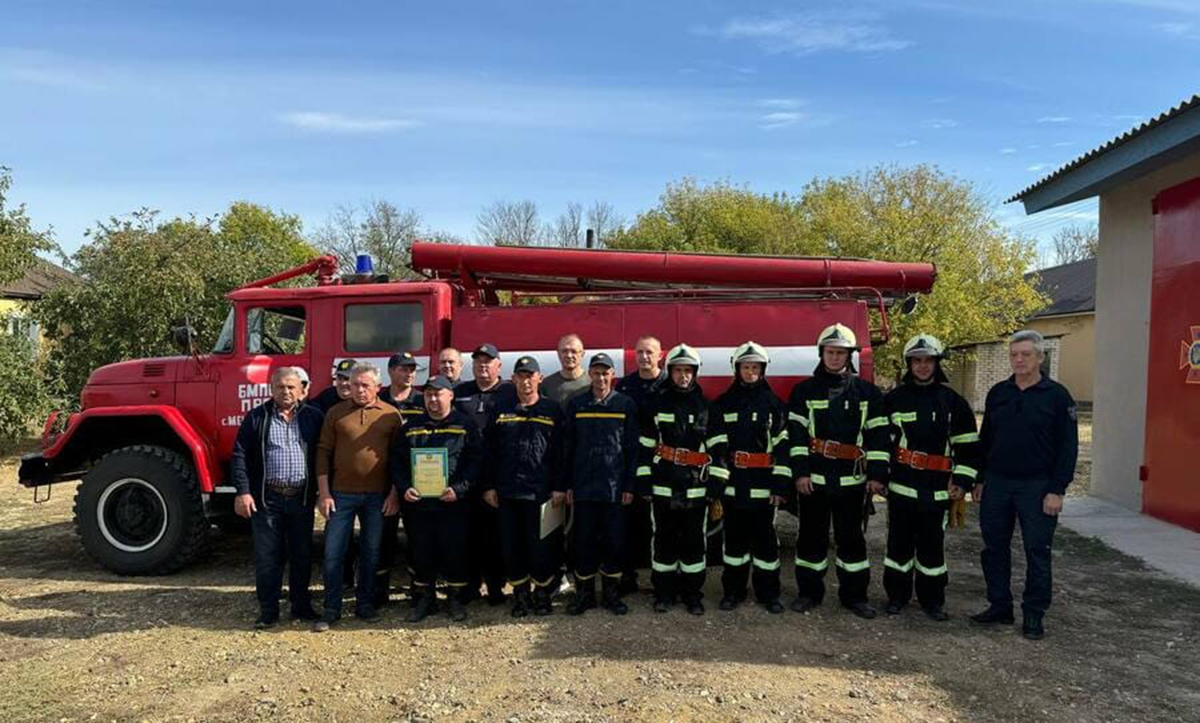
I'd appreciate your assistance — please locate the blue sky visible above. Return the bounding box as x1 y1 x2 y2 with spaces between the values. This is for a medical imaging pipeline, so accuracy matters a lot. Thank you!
2 0 1198 264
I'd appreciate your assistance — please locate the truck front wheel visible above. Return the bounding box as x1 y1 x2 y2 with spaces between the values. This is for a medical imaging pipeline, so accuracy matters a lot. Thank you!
74 445 209 575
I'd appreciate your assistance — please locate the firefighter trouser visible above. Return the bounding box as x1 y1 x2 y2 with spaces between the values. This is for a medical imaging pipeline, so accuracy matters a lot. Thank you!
467 495 505 596
650 500 707 601
375 511 413 600
572 500 625 582
621 497 653 582
883 494 949 608
407 504 470 596
794 488 870 605
498 499 558 590
721 506 781 603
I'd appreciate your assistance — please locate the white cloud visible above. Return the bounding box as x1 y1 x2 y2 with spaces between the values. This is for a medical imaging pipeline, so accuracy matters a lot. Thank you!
1036 116 1071 123
703 12 911 55
1152 21 1193 35
922 118 958 129
278 112 420 133
895 139 919 148
760 111 805 129
999 148 1017 154
1027 163 1050 172
1052 140 1075 147
758 98 803 109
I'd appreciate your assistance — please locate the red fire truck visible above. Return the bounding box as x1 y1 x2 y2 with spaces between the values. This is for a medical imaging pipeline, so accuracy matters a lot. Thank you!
19 242 935 575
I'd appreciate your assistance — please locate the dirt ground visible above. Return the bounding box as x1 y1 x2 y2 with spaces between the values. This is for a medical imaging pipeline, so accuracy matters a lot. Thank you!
1 421 1197 723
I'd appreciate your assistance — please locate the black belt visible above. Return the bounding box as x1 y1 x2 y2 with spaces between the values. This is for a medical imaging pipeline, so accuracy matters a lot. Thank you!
266 482 304 496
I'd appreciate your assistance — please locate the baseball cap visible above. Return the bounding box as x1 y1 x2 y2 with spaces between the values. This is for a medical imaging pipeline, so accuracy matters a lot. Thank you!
471 343 500 360
424 375 456 392
588 352 615 369
387 352 424 370
333 359 357 379
513 355 541 374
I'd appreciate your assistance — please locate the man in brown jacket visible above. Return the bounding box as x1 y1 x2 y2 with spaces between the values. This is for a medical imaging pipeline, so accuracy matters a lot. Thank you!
313 363 401 631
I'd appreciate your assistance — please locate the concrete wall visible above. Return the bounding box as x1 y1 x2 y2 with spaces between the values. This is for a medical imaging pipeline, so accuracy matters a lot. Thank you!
1027 313 1094 405
1092 154 1200 512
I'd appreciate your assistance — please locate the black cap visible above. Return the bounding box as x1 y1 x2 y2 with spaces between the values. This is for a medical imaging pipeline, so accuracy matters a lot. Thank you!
472 343 500 360
387 352 424 370
588 352 615 369
424 375 456 392
334 359 357 378
513 355 541 374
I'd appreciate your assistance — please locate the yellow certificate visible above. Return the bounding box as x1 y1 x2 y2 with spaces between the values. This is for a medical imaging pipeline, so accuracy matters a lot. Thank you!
411 448 448 498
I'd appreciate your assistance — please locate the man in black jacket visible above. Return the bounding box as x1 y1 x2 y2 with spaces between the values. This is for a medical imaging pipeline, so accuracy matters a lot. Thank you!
483 356 566 617
616 335 667 596
788 324 890 619
882 335 980 621
972 329 1078 640
564 352 640 615
311 359 356 414
455 343 516 605
231 366 325 628
391 375 484 623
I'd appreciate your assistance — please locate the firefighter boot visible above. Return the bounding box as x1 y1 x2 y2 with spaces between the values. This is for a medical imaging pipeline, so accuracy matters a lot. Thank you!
684 595 705 616
532 587 553 616
449 596 469 623
601 577 629 616
372 571 391 609
407 592 438 623
567 579 597 616
511 584 532 619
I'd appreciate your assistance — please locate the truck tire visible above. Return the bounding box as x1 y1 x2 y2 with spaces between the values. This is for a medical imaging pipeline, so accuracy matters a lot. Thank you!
74 445 209 575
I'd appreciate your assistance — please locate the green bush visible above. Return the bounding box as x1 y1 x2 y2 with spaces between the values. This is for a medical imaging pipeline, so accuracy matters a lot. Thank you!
0 322 54 452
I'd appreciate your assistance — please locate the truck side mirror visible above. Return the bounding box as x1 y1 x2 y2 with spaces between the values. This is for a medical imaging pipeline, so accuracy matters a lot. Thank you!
171 325 197 354
900 295 919 315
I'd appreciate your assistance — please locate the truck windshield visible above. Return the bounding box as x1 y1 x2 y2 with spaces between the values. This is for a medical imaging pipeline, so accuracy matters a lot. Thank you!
212 309 235 354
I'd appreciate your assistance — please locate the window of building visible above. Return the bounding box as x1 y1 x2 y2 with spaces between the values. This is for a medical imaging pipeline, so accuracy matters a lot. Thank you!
344 303 423 353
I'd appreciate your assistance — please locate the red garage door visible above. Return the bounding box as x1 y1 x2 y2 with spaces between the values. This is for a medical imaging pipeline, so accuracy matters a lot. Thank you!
1144 176 1200 531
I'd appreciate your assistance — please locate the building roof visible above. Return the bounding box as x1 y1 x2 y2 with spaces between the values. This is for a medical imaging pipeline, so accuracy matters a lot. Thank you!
1008 94 1200 213
1026 257 1096 318
0 258 78 300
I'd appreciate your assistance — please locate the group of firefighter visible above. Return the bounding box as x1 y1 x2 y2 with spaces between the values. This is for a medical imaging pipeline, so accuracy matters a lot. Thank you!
236 322 1077 640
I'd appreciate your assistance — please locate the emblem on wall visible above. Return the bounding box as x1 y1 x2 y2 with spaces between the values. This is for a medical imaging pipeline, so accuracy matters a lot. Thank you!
1181 326 1200 384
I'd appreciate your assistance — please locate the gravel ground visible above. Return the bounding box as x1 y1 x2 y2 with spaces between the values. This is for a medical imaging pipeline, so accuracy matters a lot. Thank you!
2 420 1197 723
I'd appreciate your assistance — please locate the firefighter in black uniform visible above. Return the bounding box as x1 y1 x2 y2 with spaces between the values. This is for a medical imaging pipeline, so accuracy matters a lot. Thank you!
374 352 426 608
707 342 789 614
454 343 516 606
636 344 711 615
788 324 890 619
482 356 566 618
390 375 483 623
616 335 667 596
882 335 979 620
563 352 640 616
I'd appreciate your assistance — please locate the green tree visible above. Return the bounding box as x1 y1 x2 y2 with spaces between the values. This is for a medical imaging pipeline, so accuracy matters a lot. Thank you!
0 168 58 449
609 178 814 256
611 167 1045 381
0 167 56 286
34 203 317 397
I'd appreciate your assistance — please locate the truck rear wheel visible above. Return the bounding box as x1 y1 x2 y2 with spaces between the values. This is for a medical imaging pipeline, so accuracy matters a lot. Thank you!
74 445 209 575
